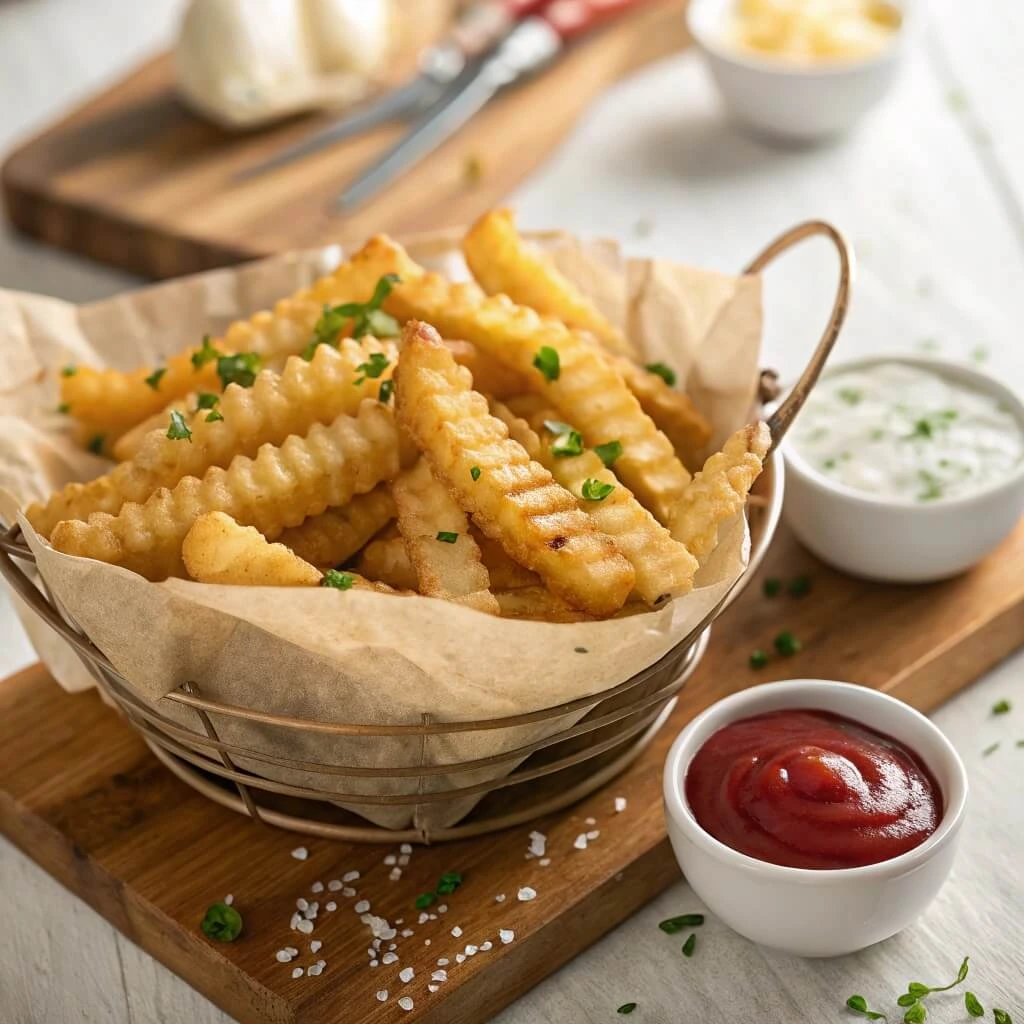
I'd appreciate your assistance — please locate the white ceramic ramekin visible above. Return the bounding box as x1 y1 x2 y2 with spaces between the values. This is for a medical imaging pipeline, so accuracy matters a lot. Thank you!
663 679 967 957
685 0 915 142
782 355 1024 583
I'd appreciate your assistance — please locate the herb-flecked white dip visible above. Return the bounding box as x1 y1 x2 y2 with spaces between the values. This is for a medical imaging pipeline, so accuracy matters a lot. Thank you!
790 362 1024 503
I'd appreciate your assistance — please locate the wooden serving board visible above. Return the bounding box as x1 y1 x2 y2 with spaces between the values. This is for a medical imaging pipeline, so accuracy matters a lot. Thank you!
2 520 1023 1024
1 0 689 281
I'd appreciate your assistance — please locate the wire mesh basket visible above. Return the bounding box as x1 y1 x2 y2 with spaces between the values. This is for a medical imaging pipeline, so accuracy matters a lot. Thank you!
0 221 851 843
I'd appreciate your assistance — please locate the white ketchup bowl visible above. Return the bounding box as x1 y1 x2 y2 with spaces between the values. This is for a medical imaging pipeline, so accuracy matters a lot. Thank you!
663 679 968 957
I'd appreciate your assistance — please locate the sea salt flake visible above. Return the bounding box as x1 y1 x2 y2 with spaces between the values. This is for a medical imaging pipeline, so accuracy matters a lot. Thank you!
389 942 397 950
539 858 551 867
527 831 546 857
289 912 301 930
585 817 597 826
370 959 379 968
297 919 314 935
480 941 492 951
355 900 371 914
614 797 627 813
428 914 437 921
517 886 537 901
285 947 299 956
418 912 429 925
342 870 360 883
465 944 479 956
296 898 309 911
310 940 322 954
424 939 431 946
586 830 600 841
400 928 414 938
325 901 337 912
432 969 448 982
499 929 515 945
451 926 463 938
382 952 398 965
291 967 303 979
342 887 356 898
398 855 410 867
311 881 324 893
223 894 234 906
573 834 588 850
307 963 323 977
389 868 403 881
400 843 412 854
384 854 397 865
398 996 414 1011
376 990 388 1002
428 984 439 993
437 957 450 966
291 846 308 860
437 904 447 914
304 902 319 919
275 950 294 963
327 880 342 891
495 894 506 903
455 954 466 963
399 967 414 983
395 918 404 925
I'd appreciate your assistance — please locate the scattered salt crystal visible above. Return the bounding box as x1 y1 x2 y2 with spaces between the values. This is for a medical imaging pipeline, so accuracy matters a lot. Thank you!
437 958 449 966
289 912 301 930
372 938 381 949
418 912 429 925
614 796 627 813
585 817 597 826
428 984 439 993
223 894 234 906
389 942 397 950
428 913 437 921
480 941 492 951
342 870 360 883
424 939 431 947
368 948 376 958
395 918 404 925
307 963 324 977
376 990 388 1002
437 904 447 914
327 880 342 891
384 854 397 866
517 887 537 901
499 929 515 944
275 950 293 963
304 902 319 919
342 887 356 898
297 919 314 935
399 967 414 983
370 960 379 968
325 902 337 912
573 834 588 850
455 954 466 964
495 894 506 903
291 967 303 979
398 855 410 867
465 944 479 956
382 952 398 965
310 940 322 954
432 969 448 982
355 900 371 914
296 898 309 911
451 926 463 938
527 831 546 857
311 881 324 893
291 846 308 860
539 858 551 867
586 830 600 841
400 928 414 938
400 843 412 854
398 996 414 1011
285 947 299 956
389 868 402 881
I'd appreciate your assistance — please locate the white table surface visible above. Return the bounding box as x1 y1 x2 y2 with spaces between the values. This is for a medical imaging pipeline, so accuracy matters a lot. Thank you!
1 2 1022 1022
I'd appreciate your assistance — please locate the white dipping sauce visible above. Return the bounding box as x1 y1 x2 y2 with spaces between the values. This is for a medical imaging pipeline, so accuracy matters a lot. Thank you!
791 362 1024 503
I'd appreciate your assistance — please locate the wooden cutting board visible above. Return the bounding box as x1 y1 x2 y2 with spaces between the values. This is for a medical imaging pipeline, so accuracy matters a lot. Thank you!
3 519 1022 1024
1 0 689 281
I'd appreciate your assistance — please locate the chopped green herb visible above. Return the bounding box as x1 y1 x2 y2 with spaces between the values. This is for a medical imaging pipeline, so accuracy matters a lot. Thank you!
436 870 463 895
354 351 391 384
911 419 935 439
321 570 355 590
681 934 696 957
415 892 436 909
846 995 887 1021
645 362 676 387
533 346 561 382
470 466 481 481
773 631 801 657
902 1002 926 1024
869 428 885 441
166 410 192 442
658 914 704 934
551 429 584 458
594 440 623 468
61 364 77 377
838 387 863 405
823 458 837 470
947 88 968 111
217 352 261 389
1016 739 1024 748
964 993 984 1018
970 345 990 363
788 575 812 598
195 392 220 411
809 427 830 441
581 478 614 502
763 577 782 597
749 649 769 669
201 902 243 942
87 434 105 455
57 402 70 414
617 1004 637 1016
378 379 395 404
302 276 401 360
191 335 219 369
993 1009 1012 1024
917 470 943 502
144 367 166 391
992 699 1012 715
205 409 224 423
982 741 1000 757
436 531 458 544
917 338 941 353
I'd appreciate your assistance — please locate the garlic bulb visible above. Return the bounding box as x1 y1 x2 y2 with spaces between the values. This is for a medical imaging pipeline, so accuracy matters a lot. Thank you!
175 0 394 130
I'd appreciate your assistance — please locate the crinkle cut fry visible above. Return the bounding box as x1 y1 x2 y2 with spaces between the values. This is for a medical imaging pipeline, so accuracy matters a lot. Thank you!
28 338 397 538
462 207 636 358
671 422 771 561
393 459 498 614
356 235 691 526
355 536 419 591
50 401 401 581
394 319 634 618
489 400 698 605
59 253 399 431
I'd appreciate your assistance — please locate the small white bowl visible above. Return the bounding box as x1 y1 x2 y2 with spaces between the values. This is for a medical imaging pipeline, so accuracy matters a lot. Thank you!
663 679 967 958
782 355 1024 583
686 0 914 142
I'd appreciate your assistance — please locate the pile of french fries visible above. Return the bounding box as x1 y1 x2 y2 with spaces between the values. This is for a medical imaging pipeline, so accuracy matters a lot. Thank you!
29 210 770 622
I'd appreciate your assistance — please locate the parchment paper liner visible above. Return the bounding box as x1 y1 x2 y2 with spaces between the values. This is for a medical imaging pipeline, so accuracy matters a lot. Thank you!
0 231 762 830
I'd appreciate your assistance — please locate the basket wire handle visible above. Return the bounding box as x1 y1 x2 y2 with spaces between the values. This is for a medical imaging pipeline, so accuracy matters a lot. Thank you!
743 219 855 451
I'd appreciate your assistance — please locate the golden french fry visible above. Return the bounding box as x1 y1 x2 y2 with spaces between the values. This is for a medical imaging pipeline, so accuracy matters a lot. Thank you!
361 235 690 525
50 402 401 581
278 485 395 568
444 339 530 398
183 512 323 586
355 536 419 591
463 208 636 358
59 254 397 432
472 531 538 590
609 356 713 469
28 338 398 538
395 320 634 618
393 459 498 614
111 403 190 463
494 587 592 623
671 422 771 560
490 400 698 605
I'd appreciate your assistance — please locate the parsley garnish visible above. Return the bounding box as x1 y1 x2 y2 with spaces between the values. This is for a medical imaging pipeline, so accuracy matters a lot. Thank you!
144 367 166 391
788 575 811 597
965 993 984 1018
354 352 390 384
838 387 863 405
167 410 192 442
191 335 219 369
436 532 458 544
56 402 70 414
551 429 584 458
205 409 224 423
970 344 990 363
749 649 768 669
415 892 436 909
470 466 481 481
217 352 261 389
617 1004 637 1016
301 275 401 359
321 570 354 590
195 392 220 411
773 631 801 656
581 478 614 501
982 741 1000 757
681 934 697 957
645 362 676 387
993 1010 1012 1024
87 434 105 455
992 699 1011 715
61 365 77 377
846 995 887 1021
201 902 242 942
658 914 704 934
533 346 560 382
823 458 837 470
436 870 462 895
594 440 623 468
917 470 943 502
378 379 394 404
763 577 782 597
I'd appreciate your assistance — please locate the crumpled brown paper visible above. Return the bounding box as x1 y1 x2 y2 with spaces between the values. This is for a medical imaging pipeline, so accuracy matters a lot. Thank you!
0 232 763 830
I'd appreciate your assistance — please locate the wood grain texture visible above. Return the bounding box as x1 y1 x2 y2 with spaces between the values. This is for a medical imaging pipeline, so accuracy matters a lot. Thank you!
0 0 690 281
2 518 1022 1024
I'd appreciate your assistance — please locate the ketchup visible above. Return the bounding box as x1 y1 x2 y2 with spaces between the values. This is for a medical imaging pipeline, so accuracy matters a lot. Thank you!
685 709 942 869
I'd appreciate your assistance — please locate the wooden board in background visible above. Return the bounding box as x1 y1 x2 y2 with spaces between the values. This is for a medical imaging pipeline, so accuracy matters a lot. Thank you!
1 1 690 281
2 519 1022 1024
